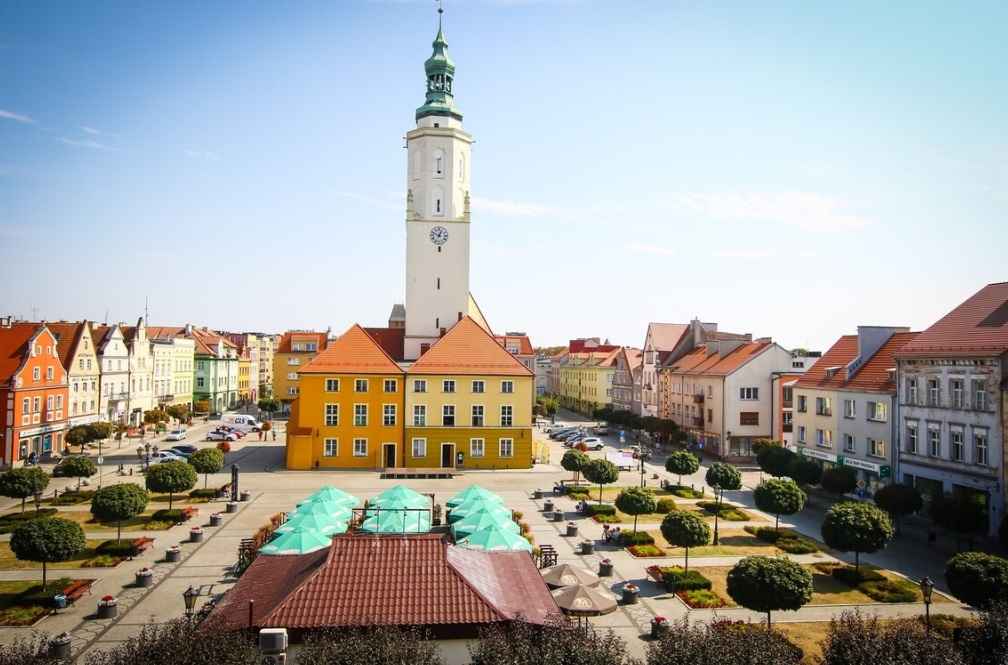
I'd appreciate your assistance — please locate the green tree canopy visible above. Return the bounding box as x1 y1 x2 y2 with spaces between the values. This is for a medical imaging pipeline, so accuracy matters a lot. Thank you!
705 462 742 491
65 425 94 453
945 552 1008 609
143 409 169 426
0 467 50 513
757 445 795 478
560 449 589 485
59 456 97 490
820 467 857 496
165 404 190 422
257 398 280 413
873 484 923 534
726 556 813 628
615 487 657 533
786 456 822 487
660 511 710 571
88 421 113 443
10 517 85 588
189 448 225 489
91 483 149 542
821 501 893 570
145 461 197 509
665 450 700 486
753 478 806 531
930 492 988 539
582 459 619 504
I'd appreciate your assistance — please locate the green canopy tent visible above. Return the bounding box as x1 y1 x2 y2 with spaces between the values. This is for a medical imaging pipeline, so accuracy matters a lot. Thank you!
457 524 533 552
259 529 333 555
451 508 521 540
447 498 512 524
446 485 504 509
359 507 432 534
275 513 348 537
293 501 353 522
370 485 428 509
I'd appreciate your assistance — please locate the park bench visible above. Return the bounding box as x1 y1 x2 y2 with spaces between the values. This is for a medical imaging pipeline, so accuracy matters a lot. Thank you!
381 467 455 479
63 579 95 604
131 537 156 558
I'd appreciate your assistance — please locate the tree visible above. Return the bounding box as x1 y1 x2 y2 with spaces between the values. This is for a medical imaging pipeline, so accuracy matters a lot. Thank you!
646 617 803 665
560 449 588 486
472 615 632 665
660 511 710 572
665 450 700 486
59 456 97 490
165 404 189 422
819 610 964 665
945 552 1008 609
820 467 857 496
616 487 657 534
10 517 85 588
726 556 812 628
144 461 196 509
705 462 742 491
81 618 259 665
143 409 168 429
91 484 149 542
756 445 795 478
582 459 619 504
786 456 822 487
820 501 893 571
257 397 280 415
873 484 923 535
89 422 113 449
297 627 442 665
931 492 988 544
188 448 224 489
753 478 806 531
65 424 94 454
0 467 50 513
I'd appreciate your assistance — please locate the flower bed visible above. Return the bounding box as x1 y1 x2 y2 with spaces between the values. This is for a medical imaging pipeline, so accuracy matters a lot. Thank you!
619 531 655 547
628 544 666 557
678 589 725 608
745 525 819 554
646 565 713 592
696 501 750 521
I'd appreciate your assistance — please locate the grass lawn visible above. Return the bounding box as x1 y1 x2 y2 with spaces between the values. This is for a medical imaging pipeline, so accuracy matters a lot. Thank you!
0 578 94 626
0 539 130 570
701 566 876 606
571 485 677 502
149 493 212 504
56 510 174 533
0 509 59 534
694 501 752 521
773 622 830 664
649 529 782 557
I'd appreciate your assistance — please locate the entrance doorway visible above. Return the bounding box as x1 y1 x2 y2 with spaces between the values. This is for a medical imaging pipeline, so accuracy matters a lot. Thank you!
441 443 455 468
383 443 396 468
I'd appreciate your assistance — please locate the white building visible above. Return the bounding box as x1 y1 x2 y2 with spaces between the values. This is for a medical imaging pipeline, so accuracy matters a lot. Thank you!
123 318 154 426
93 324 130 424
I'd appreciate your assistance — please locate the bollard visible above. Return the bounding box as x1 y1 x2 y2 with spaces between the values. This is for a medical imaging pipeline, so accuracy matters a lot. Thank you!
240 491 251 502
534 489 543 499
97 596 118 619
135 568 154 588
622 583 640 605
581 540 594 555
552 510 564 522
226 501 238 513
48 633 72 659
166 545 181 562
190 527 204 543
210 513 223 527
543 500 554 512
566 522 578 537
599 558 613 577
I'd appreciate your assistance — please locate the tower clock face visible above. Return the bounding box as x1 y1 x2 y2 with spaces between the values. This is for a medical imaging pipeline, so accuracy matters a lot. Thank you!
430 226 449 246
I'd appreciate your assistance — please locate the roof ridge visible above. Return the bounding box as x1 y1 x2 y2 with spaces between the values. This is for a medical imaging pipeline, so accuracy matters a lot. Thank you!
444 545 509 622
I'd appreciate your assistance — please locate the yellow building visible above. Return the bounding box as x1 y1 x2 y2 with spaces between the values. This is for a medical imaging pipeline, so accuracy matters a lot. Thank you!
273 330 329 406
237 351 252 403
552 347 620 415
404 317 534 470
285 325 404 470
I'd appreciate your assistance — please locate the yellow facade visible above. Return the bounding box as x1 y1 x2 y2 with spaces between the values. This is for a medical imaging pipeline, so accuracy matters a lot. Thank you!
238 357 252 402
554 354 616 415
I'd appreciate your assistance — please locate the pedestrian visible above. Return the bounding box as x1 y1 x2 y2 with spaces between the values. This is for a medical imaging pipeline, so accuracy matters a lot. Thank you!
613 526 621 543
602 524 610 542
272 430 276 441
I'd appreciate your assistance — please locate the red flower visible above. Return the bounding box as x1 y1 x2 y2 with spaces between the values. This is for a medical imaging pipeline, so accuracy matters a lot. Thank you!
101 595 115 602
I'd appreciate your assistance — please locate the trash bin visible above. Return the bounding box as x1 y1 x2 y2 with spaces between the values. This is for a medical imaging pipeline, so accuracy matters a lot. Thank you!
135 568 153 588
226 501 238 513
97 596 118 619
543 500 554 512
190 527 204 543
166 545 181 562
48 633 72 659
566 522 578 537
581 540 594 555
598 559 613 577
52 594 68 611
210 513 223 527
534 489 543 499
552 510 564 522
622 583 640 605
240 491 251 502
651 617 670 639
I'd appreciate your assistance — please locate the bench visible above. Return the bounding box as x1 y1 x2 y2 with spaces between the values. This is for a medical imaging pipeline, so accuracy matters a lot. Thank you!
380 467 455 479
180 507 199 522
131 537 156 557
63 579 95 604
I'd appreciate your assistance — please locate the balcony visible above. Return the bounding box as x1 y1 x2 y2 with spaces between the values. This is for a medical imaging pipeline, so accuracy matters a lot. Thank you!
692 417 704 428
692 393 705 403
782 399 793 408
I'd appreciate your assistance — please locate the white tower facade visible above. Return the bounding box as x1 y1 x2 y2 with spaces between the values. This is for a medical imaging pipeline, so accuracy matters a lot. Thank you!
404 13 473 361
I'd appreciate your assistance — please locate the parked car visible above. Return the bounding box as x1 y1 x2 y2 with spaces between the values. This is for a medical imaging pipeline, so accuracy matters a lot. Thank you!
207 431 238 442
563 431 587 443
151 450 185 463
227 415 262 430
580 437 605 450
166 429 187 442
170 444 199 456
593 425 610 435
549 428 577 440
216 426 245 438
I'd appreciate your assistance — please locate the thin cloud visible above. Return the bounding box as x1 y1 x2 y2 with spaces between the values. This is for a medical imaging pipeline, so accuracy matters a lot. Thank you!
81 126 101 135
712 248 776 259
662 190 871 232
471 196 560 217
59 137 112 150
626 242 676 257
0 109 34 124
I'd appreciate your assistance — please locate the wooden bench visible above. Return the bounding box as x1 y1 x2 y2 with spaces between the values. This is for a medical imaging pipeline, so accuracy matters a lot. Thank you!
131 537 156 558
381 467 455 479
180 507 199 522
63 579 95 604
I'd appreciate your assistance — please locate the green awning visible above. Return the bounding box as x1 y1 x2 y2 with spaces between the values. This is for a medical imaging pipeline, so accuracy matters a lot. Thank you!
275 513 348 537
359 508 432 534
448 498 512 523
259 529 332 555
446 485 503 508
371 485 429 510
457 524 532 552
451 508 520 540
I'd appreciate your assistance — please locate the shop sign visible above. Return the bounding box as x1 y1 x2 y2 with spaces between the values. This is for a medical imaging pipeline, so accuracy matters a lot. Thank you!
837 456 881 473
798 447 837 463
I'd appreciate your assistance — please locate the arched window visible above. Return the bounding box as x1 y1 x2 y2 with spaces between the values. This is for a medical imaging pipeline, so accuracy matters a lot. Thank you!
433 149 445 177
458 154 465 181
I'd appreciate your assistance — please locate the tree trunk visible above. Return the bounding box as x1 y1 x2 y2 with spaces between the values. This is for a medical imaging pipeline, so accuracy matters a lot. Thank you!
204 473 209 490
20 497 25 514
767 611 772 630
633 514 639 534
168 491 173 511
855 551 860 571
684 547 689 572
678 474 683 486
117 520 122 543
42 561 47 589
775 514 780 531
598 484 603 504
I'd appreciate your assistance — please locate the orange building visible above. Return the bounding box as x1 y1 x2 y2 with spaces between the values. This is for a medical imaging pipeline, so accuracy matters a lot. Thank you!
0 320 70 466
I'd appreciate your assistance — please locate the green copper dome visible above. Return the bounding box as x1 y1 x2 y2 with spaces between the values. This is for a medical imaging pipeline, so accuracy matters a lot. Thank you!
416 8 462 122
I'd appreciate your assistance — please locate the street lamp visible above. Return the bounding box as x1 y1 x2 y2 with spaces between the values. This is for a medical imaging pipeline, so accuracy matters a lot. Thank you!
919 576 934 634
144 441 151 470
712 483 722 545
183 585 199 621
639 450 650 488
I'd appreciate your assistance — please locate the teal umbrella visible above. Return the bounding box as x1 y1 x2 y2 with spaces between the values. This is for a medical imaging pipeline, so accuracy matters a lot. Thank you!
457 525 532 552
451 509 520 539
294 501 353 522
298 487 359 508
275 513 347 537
259 529 332 555
448 498 512 524
446 485 503 509
359 507 431 534
371 485 427 509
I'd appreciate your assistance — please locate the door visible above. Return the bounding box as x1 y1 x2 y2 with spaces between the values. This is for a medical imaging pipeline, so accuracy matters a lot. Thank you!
383 443 396 468
441 443 454 468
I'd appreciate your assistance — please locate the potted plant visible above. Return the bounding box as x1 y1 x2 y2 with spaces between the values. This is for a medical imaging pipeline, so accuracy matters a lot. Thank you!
135 567 154 588
651 616 669 639
97 594 118 619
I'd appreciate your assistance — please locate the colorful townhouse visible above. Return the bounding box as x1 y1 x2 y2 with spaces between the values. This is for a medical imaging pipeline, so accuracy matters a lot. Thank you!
48 321 101 429
93 324 130 424
122 318 154 426
219 332 261 404
895 282 1008 535
792 327 917 497
0 321 69 466
257 333 277 398
149 330 195 414
611 347 643 414
549 338 621 415
274 330 330 404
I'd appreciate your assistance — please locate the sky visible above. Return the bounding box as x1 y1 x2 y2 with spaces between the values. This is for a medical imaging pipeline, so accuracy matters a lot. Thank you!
1 1 1006 351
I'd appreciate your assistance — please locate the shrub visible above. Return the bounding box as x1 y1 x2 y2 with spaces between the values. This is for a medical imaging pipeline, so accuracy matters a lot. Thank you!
696 501 750 521
746 525 782 542
189 489 218 499
820 467 857 496
671 486 704 499
615 487 658 533
151 509 185 524
619 531 655 546
647 618 803 665
145 461 196 510
665 450 700 485
757 445 796 478
91 483 149 542
873 484 923 533
958 601 1008 665
79 617 260 665
188 448 224 489
585 503 616 516
680 589 723 608
0 467 50 513
776 538 819 554
660 567 712 592
593 513 621 524
628 544 666 557
473 616 632 665
583 459 619 504
945 551 1008 608
859 579 918 603
53 490 95 505
831 565 885 586
820 610 963 665
726 556 813 627
298 627 442 665
660 511 710 571
787 456 822 486
705 462 742 491
753 478 806 530
656 498 677 513
95 540 139 557
821 501 893 570
931 492 988 540
561 449 589 485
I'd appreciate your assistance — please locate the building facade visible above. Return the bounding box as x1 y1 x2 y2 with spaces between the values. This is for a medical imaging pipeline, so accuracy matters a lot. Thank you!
641 323 690 416
611 347 642 413
192 329 239 412
534 355 551 397
123 319 154 426
93 324 130 424
48 321 101 429
552 347 620 416
274 331 330 404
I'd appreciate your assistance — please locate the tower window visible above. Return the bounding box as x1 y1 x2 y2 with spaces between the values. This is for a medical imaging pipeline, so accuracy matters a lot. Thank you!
436 317 439 329
437 278 440 290
436 156 442 174
434 122 439 128
436 198 441 213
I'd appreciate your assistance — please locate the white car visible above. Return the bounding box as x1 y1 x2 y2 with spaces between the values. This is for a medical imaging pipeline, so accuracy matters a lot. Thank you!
207 430 238 442
580 437 605 450
151 450 185 463
166 429 187 442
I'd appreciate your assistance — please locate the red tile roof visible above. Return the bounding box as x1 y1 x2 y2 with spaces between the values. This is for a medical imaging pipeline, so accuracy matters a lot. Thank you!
896 282 1008 358
209 534 558 630
44 322 86 371
0 323 41 382
646 322 690 352
363 326 405 362
795 332 918 393
568 338 620 354
411 317 533 376
277 331 329 354
300 325 402 375
664 341 773 377
494 334 534 356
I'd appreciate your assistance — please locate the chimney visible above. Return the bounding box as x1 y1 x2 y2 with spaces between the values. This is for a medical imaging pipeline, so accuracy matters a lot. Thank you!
0 316 11 329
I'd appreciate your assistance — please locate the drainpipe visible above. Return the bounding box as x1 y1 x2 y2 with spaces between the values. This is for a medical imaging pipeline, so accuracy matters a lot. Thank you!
721 376 727 458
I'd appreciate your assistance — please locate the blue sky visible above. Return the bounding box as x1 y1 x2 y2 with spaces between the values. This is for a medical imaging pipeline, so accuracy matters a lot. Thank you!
1 1 1005 350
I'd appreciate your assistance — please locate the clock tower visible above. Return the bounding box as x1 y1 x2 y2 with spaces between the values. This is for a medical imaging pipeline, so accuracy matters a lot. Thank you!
404 7 473 361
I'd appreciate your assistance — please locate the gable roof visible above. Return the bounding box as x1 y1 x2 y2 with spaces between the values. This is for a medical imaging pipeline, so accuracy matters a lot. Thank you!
277 331 329 354
494 333 534 356
362 326 405 362
896 282 1008 358
410 317 533 376
45 322 86 370
0 323 43 381
796 332 917 393
645 322 689 352
209 533 558 630
622 347 643 370
300 324 403 375
664 340 773 377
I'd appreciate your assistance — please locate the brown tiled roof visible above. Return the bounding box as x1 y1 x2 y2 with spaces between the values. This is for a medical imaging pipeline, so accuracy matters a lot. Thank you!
411 317 533 377
646 322 689 352
45 322 85 371
665 341 773 377
363 327 405 362
277 331 329 354
494 334 534 356
209 534 558 630
90 324 115 350
0 323 41 381
896 282 1008 358
300 325 402 375
796 332 917 393
621 347 643 370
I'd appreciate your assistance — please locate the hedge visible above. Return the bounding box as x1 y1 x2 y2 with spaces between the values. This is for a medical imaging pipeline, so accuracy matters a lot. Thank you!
189 489 218 499
96 540 139 557
656 498 677 514
619 531 655 546
151 509 185 523
585 504 616 517
659 567 713 592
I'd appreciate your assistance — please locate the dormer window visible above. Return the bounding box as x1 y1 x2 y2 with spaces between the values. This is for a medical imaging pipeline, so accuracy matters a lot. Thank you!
824 366 840 378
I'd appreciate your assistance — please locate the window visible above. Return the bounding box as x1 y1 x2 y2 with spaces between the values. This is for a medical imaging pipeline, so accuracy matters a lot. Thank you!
471 380 484 394
46 367 53 381
798 426 806 443
951 429 964 461
33 397 40 413
414 379 427 393
353 438 367 457
869 438 886 458
413 405 426 426
21 398 29 415
783 411 793 426
324 404 338 426
739 412 759 426
951 380 964 408
927 379 940 405
442 379 455 393
288 357 300 365
906 422 918 454
907 378 918 403
843 399 855 418
796 395 807 412
383 379 397 393
354 379 368 393
287 372 297 380
500 405 513 427
470 438 485 457
708 408 713 423
32 367 40 381
442 405 455 426
739 387 759 400
499 438 514 458
324 439 338 457
471 405 484 426
501 380 514 394
867 401 887 422
325 378 340 392
816 429 832 448
816 397 832 416
383 404 396 426
973 380 987 410
843 433 855 452
975 430 989 466
47 396 54 411
928 427 941 457
412 438 426 458
353 404 367 426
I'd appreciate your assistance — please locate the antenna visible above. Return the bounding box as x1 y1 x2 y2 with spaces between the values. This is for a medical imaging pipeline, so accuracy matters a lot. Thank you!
104 309 109 325
31 306 38 321
145 296 149 324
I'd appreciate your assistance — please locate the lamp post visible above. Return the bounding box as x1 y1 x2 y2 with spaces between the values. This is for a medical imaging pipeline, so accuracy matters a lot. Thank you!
919 576 934 635
639 450 650 488
144 441 151 470
712 483 722 545
183 585 198 622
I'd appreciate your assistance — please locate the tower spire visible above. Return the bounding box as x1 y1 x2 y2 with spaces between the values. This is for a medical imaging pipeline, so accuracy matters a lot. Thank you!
416 0 462 122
